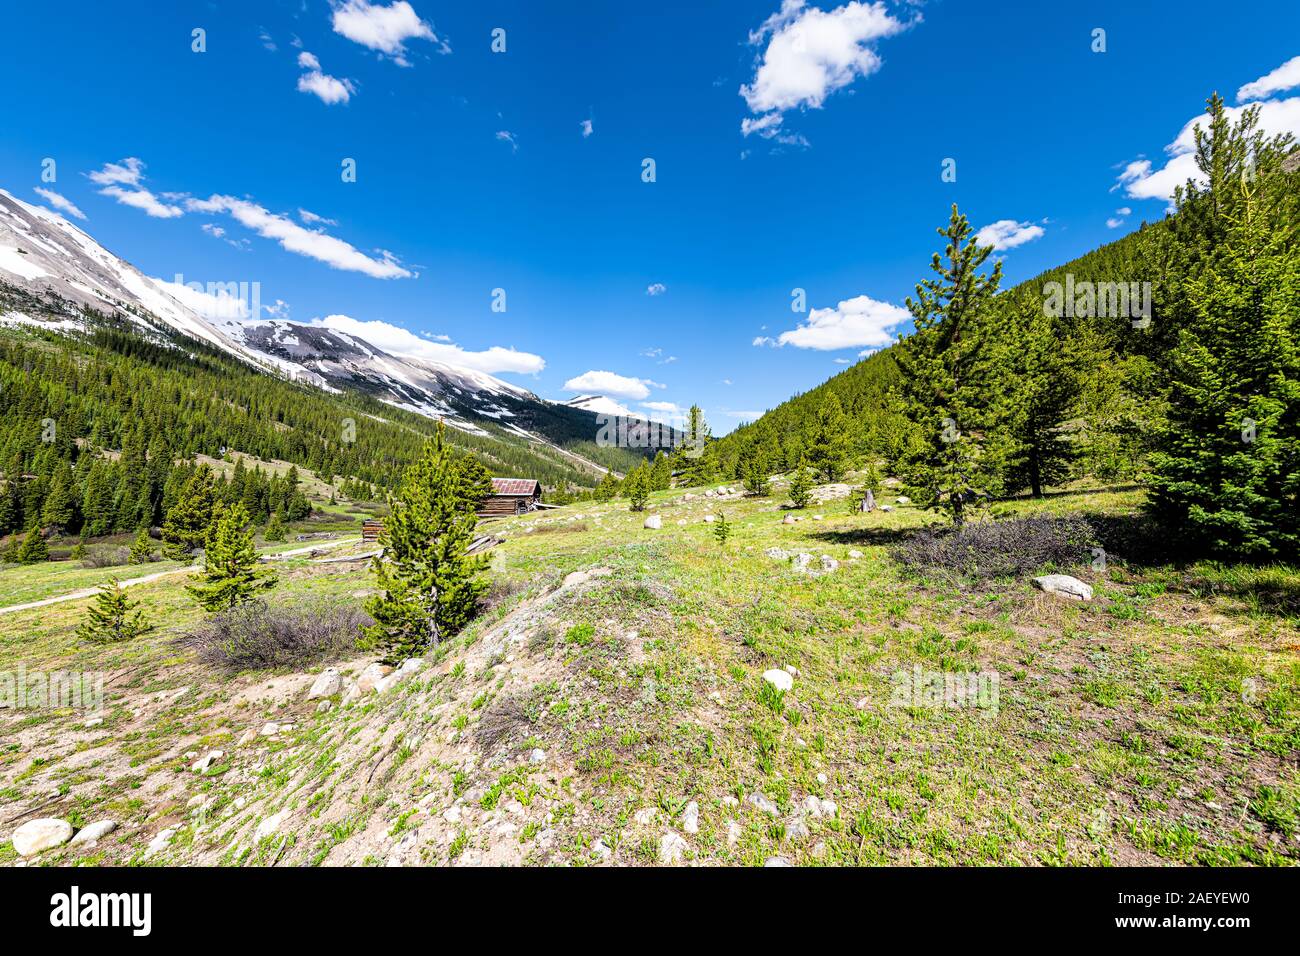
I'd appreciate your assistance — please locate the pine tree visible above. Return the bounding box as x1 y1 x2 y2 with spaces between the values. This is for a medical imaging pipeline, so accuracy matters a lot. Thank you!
77 579 151 643
649 451 673 491
894 204 1004 526
161 466 217 560
594 470 620 502
186 503 277 612
41 464 76 532
713 511 731 547
624 461 652 511
807 391 851 482
361 424 489 661
673 405 715 486
16 529 48 564
788 458 813 509
995 292 1084 497
743 458 770 496
264 512 287 542
1147 97 1300 557
128 527 154 564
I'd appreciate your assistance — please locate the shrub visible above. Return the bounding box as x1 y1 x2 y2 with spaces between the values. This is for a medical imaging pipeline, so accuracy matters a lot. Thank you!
81 546 131 568
179 599 372 672
891 515 1096 580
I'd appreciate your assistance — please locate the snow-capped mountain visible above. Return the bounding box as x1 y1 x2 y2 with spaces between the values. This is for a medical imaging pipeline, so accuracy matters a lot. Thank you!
0 187 599 443
560 394 635 418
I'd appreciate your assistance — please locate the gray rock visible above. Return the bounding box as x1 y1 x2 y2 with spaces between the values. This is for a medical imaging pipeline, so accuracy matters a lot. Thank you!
12 818 73 856
682 801 700 834
144 827 176 859
761 669 793 692
1032 574 1093 601
745 792 780 816
764 856 793 866
643 514 663 530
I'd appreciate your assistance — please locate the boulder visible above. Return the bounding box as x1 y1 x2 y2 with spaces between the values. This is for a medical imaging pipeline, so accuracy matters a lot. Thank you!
357 662 394 693
703 515 716 524
781 514 797 525
306 668 344 700
762 669 793 692
1032 574 1093 601
819 556 839 572
895 496 911 505
191 750 224 774
643 514 663 530
144 827 176 859
791 553 814 573
682 801 700 834
11 818 73 856
745 793 780 816
255 810 286 842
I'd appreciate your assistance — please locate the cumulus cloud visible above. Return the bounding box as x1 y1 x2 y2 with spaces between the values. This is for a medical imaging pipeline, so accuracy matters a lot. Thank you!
186 195 411 278
740 0 913 144
152 276 254 322
86 158 184 218
1238 55 1300 102
33 188 86 220
331 0 449 65
645 282 666 296
973 219 1045 251
296 51 356 104
580 118 593 138
313 314 546 374
562 370 663 400
759 293 909 351
1115 63 1300 204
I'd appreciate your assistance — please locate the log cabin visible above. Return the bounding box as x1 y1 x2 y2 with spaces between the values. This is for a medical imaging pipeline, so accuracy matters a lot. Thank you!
480 478 543 517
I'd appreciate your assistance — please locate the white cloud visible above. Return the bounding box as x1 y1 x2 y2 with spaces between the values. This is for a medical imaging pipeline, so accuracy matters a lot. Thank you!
297 52 356 104
86 158 185 218
186 195 411 278
314 314 545 374
740 0 912 143
33 188 87 220
723 409 763 419
646 282 666 296
87 157 144 187
259 29 277 52
299 208 338 227
562 370 662 400
1238 55 1300 102
1115 72 1300 203
973 219 1045 251
760 293 909 351
201 223 225 238
580 118 593 138
641 400 680 412
496 130 518 152
1105 217 1125 229
331 0 449 65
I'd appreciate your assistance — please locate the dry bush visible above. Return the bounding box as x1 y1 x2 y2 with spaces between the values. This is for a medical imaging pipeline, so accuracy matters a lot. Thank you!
527 522 589 536
81 546 131 568
892 515 1096 581
178 599 372 672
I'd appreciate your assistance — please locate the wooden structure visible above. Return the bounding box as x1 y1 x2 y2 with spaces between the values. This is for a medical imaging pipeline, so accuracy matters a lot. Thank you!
480 478 542 517
361 518 385 542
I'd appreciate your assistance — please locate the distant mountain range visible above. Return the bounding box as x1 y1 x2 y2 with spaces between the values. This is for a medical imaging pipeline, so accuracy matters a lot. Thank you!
0 187 656 478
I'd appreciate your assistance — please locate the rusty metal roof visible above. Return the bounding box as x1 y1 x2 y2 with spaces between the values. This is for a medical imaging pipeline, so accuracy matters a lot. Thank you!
490 478 541 496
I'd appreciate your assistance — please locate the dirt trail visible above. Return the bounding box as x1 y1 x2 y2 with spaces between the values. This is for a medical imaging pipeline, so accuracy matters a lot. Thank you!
0 537 361 615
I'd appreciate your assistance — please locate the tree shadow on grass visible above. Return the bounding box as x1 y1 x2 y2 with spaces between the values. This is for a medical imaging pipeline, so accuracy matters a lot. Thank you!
808 526 914 547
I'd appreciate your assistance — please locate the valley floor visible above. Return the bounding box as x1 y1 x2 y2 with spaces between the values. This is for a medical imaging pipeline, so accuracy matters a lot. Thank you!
1 480 1298 866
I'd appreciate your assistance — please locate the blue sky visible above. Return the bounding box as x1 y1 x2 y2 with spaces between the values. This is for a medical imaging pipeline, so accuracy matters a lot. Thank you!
1 0 1297 432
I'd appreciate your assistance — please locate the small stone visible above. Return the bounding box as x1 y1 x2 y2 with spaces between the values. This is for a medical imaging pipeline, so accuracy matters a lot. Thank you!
782 515 797 525
237 729 256 746
764 856 793 867
529 748 547 764
682 801 700 834
592 839 612 860
855 696 869 710
69 820 117 847
191 750 224 774
784 817 811 841
880 505 893 512
848 549 863 559
643 514 663 529
356 662 394 693
819 555 839 572
633 807 658 826
11 818 74 856
254 810 286 842
762 669 793 693
84 717 104 728
726 820 742 846
658 832 688 865
443 805 462 824
316 700 333 714
703 515 716 524
259 722 280 737
816 773 828 784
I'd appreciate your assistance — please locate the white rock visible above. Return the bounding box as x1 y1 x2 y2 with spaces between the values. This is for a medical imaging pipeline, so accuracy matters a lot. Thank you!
11 818 73 856
848 550 863 559
880 505 894 512
84 716 104 728
1032 574 1093 601
762 669 794 693
144 827 176 859
633 807 658 826
726 820 742 846
306 668 344 700
254 810 286 842
316 700 333 714
765 856 793 867
259 722 280 737
785 817 811 841
782 515 797 525
191 750 224 774
443 805 462 825
682 801 700 834
643 515 663 530
895 496 911 505
658 832 688 865
791 553 814 573
703 515 716 523
69 820 117 847
592 839 612 860
820 555 839 572
529 748 547 764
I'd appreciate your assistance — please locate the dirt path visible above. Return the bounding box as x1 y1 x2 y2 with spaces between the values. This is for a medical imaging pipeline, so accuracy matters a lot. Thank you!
0 537 362 616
